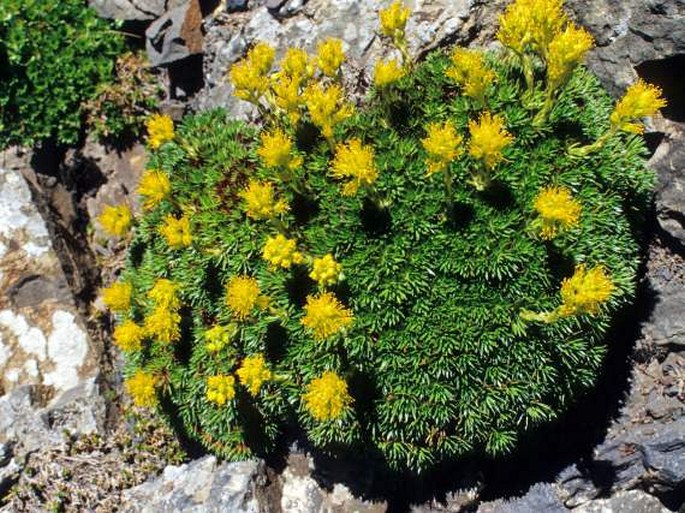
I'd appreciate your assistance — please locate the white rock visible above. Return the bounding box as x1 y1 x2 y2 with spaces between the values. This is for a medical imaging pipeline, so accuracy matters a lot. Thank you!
43 311 89 392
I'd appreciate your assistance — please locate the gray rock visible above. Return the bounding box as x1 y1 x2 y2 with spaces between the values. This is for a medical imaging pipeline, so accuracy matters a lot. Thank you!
195 0 473 113
651 134 685 249
559 417 685 507
643 283 685 349
122 456 265 512
0 160 97 397
89 0 188 21
225 0 250 13
574 490 670 513
477 483 567 513
0 379 104 453
567 0 685 96
146 0 204 67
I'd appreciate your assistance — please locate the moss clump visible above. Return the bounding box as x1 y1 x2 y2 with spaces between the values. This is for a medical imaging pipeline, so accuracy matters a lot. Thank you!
0 0 123 148
102 0 659 471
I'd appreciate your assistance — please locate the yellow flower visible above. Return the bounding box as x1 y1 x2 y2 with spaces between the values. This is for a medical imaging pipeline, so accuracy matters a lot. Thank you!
330 139 379 196
272 73 304 124
236 354 272 396
146 114 175 149
138 169 170 210
148 278 180 310
229 42 275 103
144 305 181 344
229 60 269 102
303 371 353 421
310 254 343 287
533 186 582 239
446 48 496 103
421 121 464 176
379 1 411 41
281 47 314 80
205 324 237 353
159 215 192 249
468 112 514 169
240 180 289 220
226 275 262 320
206 375 236 406
546 24 594 90
248 42 276 75
263 234 304 269
559 264 614 317
316 38 345 77
301 292 353 341
102 281 132 313
610 79 667 134
303 83 354 140
98 204 132 238
113 320 145 352
125 370 158 408
496 0 566 54
374 59 406 88
258 129 303 170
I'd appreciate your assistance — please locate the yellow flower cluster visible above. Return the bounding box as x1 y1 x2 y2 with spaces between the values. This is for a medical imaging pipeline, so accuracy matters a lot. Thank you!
144 278 181 344
205 324 237 353
446 49 496 104
206 375 236 406
102 281 132 312
559 264 614 317
240 180 288 220
316 38 345 77
301 292 353 341
125 370 157 408
374 59 406 88
271 48 315 124
113 319 144 352
159 214 192 249
226 275 264 320
258 129 303 170
144 303 181 344
310 254 343 287
421 121 464 176
146 114 175 149
229 42 276 103
546 25 594 91
468 112 513 169
282 47 315 79
138 169 170 210
379 1 411 41
303 83 354 140
303 371 352 421
272 74 304 124
330 139 379 196
263 234 304 269
236 354 272 396
610 80 667 134
98 204 132 238
497 0 566 55
147 278 180 310
533 186 582 239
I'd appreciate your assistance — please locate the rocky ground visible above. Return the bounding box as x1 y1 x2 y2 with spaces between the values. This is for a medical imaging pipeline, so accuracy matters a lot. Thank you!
1 0 684 511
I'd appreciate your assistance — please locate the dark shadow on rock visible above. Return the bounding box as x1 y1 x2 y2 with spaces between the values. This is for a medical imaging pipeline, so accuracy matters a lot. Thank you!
643 131 665 159
169 54 204 100
636 55 685 123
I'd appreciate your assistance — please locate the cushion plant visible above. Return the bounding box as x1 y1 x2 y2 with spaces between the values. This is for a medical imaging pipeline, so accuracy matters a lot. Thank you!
99 0 664 471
